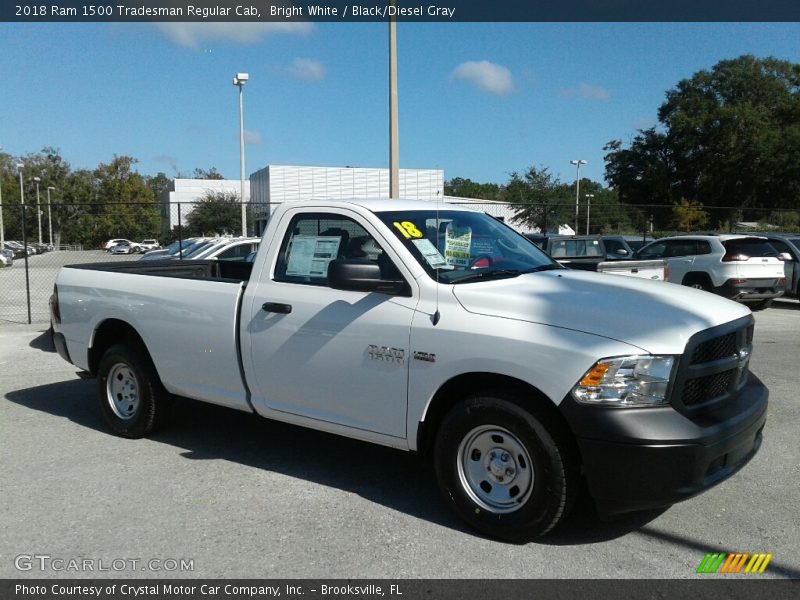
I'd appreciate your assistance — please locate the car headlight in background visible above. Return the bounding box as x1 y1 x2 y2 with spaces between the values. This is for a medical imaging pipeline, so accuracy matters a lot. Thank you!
572 355 676 407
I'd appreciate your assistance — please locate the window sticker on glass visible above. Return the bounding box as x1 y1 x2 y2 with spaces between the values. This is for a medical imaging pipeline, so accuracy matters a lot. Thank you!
412 238 450 269
444 222 472 267
285 235 342 277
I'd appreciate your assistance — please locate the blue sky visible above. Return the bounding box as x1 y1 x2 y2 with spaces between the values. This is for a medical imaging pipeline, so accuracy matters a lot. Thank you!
1 22 799 186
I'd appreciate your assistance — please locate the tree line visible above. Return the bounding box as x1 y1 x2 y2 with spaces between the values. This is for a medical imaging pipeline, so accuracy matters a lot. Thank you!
0 150 232 247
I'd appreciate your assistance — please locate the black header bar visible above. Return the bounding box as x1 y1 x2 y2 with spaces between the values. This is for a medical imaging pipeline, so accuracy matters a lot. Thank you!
4 0 800 22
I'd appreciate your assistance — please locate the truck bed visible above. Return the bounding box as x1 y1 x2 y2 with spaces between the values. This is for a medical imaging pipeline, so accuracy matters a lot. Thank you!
66 259 254 282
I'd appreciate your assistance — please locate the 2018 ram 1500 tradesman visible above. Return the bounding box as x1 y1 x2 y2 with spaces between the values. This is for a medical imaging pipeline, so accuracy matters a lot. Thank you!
51 200 767 542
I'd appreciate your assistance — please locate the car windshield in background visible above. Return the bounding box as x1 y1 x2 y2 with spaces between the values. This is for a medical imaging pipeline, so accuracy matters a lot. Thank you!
376 210 557 284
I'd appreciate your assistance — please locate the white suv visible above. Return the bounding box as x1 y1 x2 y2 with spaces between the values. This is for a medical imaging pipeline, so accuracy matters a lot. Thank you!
634 234 785 310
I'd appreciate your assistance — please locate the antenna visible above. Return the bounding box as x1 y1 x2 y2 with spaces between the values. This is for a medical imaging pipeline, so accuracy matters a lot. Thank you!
432 190 441 326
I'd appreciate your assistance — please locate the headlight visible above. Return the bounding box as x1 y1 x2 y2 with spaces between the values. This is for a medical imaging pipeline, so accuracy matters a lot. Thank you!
572 355 676 407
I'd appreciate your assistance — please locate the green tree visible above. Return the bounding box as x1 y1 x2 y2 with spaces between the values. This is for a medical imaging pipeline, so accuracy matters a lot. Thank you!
605 55 800 223
93 156 160 244
186 190 251 236
445 177 501 200
672 199 709 231
192 167 225 180
503 167 572 232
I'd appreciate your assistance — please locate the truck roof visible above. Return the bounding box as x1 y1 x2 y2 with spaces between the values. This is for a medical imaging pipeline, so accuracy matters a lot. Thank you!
302 198 479 213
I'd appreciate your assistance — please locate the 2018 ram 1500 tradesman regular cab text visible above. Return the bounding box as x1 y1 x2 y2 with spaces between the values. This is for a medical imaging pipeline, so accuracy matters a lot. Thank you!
51 200 768 542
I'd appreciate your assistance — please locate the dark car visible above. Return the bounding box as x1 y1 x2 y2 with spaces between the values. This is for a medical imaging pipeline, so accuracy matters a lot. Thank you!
541 235 607 271
600 236 635 260
3 242 27 259
625 235 656 253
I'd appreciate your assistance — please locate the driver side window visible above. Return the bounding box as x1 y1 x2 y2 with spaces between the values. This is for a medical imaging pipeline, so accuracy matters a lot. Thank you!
274 213 399 286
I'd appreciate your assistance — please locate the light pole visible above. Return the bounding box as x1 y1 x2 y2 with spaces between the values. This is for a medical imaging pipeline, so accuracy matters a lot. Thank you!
570 159 586 233
388 0 399 199
33 176 42 244
47 186 55 247
18 163 31 323
585 193 594 235
233 72 249 236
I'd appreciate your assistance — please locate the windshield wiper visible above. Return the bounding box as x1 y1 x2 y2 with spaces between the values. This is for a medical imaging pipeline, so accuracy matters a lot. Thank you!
452 269 523 284
521 264 562 273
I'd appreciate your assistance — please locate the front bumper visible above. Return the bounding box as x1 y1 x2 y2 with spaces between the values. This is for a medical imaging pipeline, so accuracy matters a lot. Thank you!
559 373 768 515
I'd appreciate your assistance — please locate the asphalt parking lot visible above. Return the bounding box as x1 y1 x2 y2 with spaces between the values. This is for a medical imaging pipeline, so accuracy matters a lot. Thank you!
1 300 798 579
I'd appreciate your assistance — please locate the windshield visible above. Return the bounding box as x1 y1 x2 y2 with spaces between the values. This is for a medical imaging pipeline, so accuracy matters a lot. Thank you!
376 209 558 283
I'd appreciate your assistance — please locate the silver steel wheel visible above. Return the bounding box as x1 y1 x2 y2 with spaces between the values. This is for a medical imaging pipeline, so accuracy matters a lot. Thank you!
456 425 535 514
690 283 705 289
106 363 140 420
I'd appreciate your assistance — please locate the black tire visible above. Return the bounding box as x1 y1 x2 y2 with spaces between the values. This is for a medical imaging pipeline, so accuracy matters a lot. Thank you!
682 273 712 292
433 393 579 542
747 299 773 311
97 343 171 438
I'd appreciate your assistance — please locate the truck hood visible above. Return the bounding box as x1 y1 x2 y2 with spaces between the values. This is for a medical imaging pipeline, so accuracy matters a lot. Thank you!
451 269 751 354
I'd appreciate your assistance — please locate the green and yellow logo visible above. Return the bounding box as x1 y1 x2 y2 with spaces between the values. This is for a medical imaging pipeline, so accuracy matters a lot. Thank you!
697 552 773 574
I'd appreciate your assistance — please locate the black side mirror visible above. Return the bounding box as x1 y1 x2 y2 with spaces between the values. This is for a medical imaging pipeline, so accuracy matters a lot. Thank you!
328 259 409 295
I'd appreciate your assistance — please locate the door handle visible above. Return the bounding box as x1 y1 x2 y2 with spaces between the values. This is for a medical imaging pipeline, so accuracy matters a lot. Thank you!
262 302 292 314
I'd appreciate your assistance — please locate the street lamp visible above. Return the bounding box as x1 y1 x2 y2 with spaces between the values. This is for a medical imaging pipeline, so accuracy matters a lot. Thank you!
47 186 55 247
570 159 587 233
585 193 594 235
233 72 249 236
388 0 399 199
33 176 42 244
18 162 31 323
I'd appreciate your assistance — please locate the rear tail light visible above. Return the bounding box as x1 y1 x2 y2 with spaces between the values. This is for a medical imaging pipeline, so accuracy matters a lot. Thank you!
730 279 747 285
722 252 749 262
779 278 786 287
663 263 669 280
51 284 61 325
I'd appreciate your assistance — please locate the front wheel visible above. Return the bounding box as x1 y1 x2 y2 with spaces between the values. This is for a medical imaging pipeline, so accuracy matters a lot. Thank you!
433 394 578 542
97 343 171 438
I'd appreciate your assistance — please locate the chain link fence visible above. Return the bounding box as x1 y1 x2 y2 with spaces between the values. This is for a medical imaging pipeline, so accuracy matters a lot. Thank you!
1 200 797 324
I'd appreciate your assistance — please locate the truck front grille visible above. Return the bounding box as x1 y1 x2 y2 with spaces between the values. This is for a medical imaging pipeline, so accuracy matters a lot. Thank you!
672 317 754 413
682 370 738 406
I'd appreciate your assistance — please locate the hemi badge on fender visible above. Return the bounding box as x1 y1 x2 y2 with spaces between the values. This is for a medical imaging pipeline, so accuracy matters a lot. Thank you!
413 351 436 363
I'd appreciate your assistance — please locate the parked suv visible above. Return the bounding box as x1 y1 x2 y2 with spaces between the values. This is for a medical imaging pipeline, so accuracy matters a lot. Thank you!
634 234 785 310
138 239 161 252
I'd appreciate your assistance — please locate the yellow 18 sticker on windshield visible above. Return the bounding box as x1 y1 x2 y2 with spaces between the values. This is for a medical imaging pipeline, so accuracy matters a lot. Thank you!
393 221 423 239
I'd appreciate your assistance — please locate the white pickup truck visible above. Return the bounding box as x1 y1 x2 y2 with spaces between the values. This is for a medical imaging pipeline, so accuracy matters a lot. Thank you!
597 259 668 281
51 200 768 542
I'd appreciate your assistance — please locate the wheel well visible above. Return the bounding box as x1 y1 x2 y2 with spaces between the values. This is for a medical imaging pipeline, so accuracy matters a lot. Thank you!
415 372 575 459
88 319 149 376
682 271 713 286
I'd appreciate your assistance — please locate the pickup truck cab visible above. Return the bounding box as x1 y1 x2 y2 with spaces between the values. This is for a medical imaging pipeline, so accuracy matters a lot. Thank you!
51 200 768 542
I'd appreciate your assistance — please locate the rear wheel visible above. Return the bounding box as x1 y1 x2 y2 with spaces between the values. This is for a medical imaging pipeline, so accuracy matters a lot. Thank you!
433 393 578 542
746 299 773 311
682 274 712 292
97 343 171 438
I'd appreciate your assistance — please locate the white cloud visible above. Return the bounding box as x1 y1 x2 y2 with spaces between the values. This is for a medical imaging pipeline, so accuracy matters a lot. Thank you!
154 23 312 48
450 61 514 96
288 58 326 81
244 130 263 145
558 83 611 101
